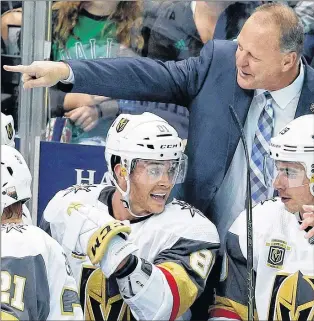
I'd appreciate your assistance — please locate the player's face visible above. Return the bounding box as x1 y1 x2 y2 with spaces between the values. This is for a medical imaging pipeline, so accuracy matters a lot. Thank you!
128 160 175 215
273 161 314 214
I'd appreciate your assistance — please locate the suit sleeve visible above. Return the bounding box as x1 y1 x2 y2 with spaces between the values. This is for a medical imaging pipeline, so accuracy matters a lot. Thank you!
63 41 215 107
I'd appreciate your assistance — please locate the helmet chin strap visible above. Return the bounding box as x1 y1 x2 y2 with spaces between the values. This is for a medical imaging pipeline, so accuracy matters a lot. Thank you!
109 172 152 219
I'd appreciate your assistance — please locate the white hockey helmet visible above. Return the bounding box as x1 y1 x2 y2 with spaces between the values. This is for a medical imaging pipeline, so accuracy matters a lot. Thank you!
269 115 314 195
105 112 186 176
1 113 15 147
105 112 187 216
1 145 32 213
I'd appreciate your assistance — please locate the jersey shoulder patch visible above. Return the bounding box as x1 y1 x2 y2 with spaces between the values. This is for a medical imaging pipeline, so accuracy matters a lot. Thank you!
62 184 98 196
171 199 206 218
231 197 284 238
44 183 109 222
161 199 219 244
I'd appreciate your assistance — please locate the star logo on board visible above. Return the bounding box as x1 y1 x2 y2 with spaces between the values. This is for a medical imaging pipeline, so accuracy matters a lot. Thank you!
63 184 97 197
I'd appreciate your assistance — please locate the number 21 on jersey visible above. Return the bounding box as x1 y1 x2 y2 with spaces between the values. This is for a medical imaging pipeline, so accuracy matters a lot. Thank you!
1 271 26 311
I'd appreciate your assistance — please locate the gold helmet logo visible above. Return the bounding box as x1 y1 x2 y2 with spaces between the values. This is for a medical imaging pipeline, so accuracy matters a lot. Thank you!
116 118 129 133
268 271 314 320
5 123 13 140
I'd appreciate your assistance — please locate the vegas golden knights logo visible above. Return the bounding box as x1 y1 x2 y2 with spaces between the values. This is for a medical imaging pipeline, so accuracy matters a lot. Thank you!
266 239 291 269
6 186 18 200
80 266 130 321
5 123 13 140
116 118 129 133
268 271 314 321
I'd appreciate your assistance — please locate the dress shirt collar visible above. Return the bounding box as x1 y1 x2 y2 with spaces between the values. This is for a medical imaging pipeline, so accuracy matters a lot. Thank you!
255 62 304 109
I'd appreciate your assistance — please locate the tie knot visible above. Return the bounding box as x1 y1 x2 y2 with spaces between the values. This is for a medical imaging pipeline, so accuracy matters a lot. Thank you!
264 91 272 100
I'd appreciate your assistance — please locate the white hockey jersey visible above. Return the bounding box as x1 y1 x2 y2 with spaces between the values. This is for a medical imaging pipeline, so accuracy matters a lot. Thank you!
209 197 314 321
1 223 83 320
41 183 220 321
22 204 32 225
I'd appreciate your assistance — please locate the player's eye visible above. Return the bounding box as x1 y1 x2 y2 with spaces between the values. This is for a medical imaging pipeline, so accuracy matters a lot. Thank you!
147 165 163 177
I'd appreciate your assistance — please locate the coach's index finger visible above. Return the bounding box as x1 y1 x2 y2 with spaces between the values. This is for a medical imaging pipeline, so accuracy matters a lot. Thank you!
3 64 34 74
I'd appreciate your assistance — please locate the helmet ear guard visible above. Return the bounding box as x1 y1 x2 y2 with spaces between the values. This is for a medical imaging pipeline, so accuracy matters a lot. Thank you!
120 166 128 177
269 115 314 195
310 176 314 197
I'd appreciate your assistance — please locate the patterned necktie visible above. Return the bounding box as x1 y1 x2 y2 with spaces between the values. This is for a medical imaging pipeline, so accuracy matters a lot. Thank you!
250 91 274 204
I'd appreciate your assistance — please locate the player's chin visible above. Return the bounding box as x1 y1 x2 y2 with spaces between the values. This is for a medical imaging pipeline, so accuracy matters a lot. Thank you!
284 200 298 214
148 199 166 214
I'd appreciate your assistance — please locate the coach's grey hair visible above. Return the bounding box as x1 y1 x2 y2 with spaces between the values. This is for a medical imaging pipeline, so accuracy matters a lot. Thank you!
254 3 304 58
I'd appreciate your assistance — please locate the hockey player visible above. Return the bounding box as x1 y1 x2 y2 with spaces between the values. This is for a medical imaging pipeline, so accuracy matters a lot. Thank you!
209 114 314 321
1 145 83 320
1 112 32 224
41 112 220 321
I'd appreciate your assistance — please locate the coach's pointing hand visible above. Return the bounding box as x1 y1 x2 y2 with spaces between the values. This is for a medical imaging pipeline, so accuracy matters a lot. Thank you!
3 61 70 89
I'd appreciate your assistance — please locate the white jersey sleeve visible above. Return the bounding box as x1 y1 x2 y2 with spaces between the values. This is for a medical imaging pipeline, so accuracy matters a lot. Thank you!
113 199 220 321
46 237 83 320
1 224 83 320
40 183 109 244
22 204 32 225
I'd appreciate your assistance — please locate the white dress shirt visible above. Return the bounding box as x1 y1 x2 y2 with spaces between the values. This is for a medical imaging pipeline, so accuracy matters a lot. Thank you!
62 65 75 83
212 63 305 240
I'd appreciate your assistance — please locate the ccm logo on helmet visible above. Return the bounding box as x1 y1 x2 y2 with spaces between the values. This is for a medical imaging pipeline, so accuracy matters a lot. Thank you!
279 127 290 135
160 144 178 149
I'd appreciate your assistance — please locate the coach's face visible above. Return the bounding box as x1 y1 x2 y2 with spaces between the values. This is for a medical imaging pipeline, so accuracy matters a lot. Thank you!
236 12 293 91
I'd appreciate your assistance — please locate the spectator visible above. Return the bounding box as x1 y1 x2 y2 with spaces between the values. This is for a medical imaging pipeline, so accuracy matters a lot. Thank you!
49 1 143 145
144 1 259 60
292 1 314 64
144 1 225 61
4 3 313 241
1 1 22 15
1 8 22 125
293 1 314 34
1 7 22 55
213 1 261 40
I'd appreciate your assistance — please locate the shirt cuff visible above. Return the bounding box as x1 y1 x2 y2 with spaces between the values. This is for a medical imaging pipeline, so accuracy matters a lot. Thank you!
60 64 75 84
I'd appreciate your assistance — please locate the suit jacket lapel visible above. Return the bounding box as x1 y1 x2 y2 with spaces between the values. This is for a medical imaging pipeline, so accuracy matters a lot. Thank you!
296 61 314 117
